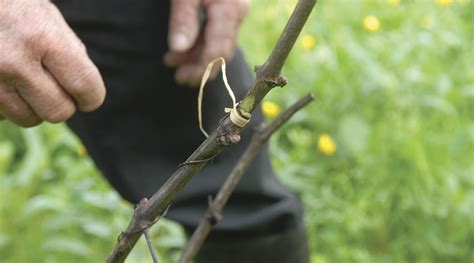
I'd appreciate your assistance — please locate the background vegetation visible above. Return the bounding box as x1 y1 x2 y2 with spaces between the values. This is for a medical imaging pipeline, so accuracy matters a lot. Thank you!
1 0 473 262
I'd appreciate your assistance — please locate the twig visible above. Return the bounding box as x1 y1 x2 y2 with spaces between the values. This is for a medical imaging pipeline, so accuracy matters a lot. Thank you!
106 0 318 262
144 228 159 263
178 93 316 263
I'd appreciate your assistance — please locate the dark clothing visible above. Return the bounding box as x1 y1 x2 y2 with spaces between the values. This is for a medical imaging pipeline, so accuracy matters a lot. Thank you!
52 0 309 262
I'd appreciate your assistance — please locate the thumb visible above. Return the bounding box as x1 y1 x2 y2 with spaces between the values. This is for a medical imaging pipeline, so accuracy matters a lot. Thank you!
168 0 201 52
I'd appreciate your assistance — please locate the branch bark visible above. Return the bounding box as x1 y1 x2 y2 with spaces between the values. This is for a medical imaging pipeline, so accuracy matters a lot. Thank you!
107 0 318 262
179 93 315 263
144 228 159 263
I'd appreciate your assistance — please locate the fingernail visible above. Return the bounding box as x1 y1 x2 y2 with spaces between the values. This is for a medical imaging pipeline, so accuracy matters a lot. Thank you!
171 33 190 52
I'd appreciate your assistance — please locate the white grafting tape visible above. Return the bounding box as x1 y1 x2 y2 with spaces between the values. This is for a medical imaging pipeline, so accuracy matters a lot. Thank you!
198 57 251 138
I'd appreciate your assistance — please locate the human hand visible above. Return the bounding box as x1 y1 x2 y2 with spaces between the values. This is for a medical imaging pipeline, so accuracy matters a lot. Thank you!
164 0 250 86
0 0 105 127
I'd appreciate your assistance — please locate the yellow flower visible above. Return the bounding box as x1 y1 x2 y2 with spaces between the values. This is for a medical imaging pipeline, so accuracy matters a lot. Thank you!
317 134 336 155
387 0 400 6
437 0 453 6
262 101 281 118
76 144 87 157
301 35 316 50
363 15 381 32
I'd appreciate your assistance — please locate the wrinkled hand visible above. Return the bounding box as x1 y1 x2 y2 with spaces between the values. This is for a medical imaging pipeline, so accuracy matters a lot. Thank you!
164 0 250 86
0 0 105 127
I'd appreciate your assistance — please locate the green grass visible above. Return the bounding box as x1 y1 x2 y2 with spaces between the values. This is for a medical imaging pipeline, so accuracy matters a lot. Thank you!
1 0 473 262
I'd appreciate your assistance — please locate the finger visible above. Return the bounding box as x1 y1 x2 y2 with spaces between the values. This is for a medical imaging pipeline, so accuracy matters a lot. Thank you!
164 36 203 68
17 67 76 124
168 0 201 52
165 38 205 86
172 40 221 87
173 43 206 86
202 2 243 60
41 11 105 112
164 50 199 68
176 1 248 85
175 58 213 87
47 3 88 54
0 84 41 127
42 42 105 112
174 3 243 86
164 51 192 67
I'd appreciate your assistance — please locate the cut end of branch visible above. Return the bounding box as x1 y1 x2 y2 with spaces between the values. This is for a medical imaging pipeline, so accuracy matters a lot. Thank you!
267 76 288 88
219 134 241 145
217 116 243 145
279 76 288 87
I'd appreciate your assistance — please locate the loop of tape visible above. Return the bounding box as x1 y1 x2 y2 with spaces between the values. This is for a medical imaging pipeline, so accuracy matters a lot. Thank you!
198 57 251 138
225 105 250 128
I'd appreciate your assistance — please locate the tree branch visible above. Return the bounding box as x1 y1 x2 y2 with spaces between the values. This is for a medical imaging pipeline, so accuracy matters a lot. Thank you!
144 228 159 263
178 93 316 263
106 0 318 262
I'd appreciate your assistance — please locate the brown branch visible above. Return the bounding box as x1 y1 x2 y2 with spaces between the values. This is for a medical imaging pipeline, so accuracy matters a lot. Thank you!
178 93 316 263
106 0 318 262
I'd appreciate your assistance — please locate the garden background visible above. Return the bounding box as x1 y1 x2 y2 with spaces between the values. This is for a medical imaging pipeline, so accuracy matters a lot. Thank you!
0 0 473 262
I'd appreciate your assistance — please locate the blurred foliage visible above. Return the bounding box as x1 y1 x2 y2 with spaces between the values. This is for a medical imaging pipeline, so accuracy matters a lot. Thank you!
0 124 185 262
241 0 474 262
1 0 473 262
